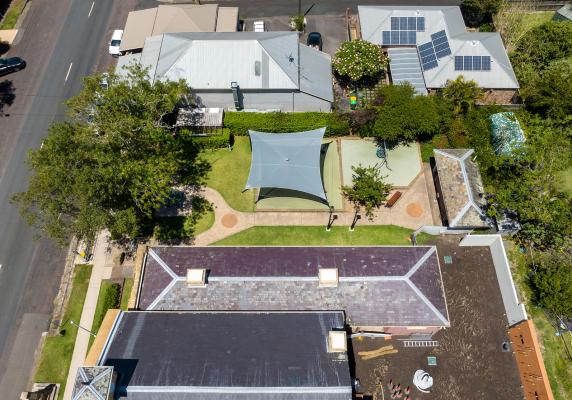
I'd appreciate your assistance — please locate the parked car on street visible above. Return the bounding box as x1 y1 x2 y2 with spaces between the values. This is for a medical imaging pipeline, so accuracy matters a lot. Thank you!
0 57 26 76
306 32 322 51
108 30 123 56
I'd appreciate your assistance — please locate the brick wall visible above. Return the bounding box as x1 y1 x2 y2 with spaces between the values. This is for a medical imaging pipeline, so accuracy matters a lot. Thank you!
508 320 555 400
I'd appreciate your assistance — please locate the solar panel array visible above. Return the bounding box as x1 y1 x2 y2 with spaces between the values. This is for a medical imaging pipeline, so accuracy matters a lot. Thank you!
390 17 425 32
417 30 452 71
382 16 425 45
454 56 491 71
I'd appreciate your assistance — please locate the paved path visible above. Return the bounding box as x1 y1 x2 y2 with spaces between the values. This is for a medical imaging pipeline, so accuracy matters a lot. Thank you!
62 231 112 400
195 170 435 245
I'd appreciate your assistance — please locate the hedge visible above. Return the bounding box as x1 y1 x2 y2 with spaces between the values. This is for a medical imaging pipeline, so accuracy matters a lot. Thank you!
224 112 349 137
186 129 231 150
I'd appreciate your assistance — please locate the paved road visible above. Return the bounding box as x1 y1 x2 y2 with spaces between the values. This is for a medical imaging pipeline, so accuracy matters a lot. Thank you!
0 0 133 397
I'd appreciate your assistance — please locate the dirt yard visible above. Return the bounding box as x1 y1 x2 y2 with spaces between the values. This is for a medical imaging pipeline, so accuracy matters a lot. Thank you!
352 235 522 399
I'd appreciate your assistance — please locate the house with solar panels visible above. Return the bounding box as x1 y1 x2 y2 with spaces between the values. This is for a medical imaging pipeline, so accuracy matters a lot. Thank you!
358 5 519 103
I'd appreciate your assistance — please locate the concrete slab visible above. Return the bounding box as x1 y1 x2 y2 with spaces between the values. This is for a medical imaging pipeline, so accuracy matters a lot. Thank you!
302 14 348 56
341 139 422 188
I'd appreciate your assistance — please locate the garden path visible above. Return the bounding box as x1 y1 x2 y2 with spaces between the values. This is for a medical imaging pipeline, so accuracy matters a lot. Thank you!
194 170 437 245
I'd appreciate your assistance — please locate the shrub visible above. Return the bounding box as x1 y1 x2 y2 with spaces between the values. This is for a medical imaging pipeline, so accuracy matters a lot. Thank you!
223 112 349 137
532 251 572 318
332 40 388 82
511 21 572 70
103 283 121 311
187 130 231 150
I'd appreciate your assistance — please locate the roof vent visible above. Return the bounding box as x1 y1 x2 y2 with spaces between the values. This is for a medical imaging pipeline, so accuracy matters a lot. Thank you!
187 268 207 287
328 331 347 353
254 60 261 76
319 268 339 287
472 40 478 46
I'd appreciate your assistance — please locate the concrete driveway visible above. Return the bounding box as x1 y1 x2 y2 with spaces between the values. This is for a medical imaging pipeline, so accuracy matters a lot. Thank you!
302 14 348 56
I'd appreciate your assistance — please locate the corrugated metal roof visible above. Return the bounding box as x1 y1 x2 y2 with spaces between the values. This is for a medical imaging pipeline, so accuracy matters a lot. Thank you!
387 47 427 95
358 5 519 89
115 53 142 77
137 32 332 101
555 4 572 20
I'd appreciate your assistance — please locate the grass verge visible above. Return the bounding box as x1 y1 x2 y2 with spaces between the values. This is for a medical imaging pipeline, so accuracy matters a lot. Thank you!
121 278 134 310
34 264 92 400
0 0 26 30
88 281 120 350
212 225 425 246
200 137 256 212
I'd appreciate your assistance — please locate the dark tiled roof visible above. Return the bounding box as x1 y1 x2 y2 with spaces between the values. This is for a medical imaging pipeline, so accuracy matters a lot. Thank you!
138 246 449 327
101 311 352 399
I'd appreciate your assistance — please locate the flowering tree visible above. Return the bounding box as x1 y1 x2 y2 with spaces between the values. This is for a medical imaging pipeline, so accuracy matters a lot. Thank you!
332 40 388 82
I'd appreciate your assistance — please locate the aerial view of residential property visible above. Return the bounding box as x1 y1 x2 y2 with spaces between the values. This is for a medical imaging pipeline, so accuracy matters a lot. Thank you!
1 0 571 399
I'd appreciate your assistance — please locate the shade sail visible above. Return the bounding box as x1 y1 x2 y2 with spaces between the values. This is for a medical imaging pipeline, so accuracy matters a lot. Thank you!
245 128 327 201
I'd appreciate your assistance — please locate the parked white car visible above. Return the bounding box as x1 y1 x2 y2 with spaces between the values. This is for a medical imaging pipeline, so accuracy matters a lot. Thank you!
108 30 123 56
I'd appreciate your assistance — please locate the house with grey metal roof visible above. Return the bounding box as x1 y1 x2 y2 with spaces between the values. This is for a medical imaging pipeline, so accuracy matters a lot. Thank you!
358 5 519 103
89 310 352 399
117 32 333 112
136 246 450 335
432 149 492 229
554 4 572 21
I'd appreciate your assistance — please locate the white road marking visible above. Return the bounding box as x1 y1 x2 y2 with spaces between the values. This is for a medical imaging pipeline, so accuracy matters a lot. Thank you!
65 62 73 81
88 1 95 17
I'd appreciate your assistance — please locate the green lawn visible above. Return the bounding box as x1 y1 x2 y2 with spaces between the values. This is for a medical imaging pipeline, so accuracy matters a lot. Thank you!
200 137 256 212
558 167 572 197
521 11 553 31
121 278 134 310
212 225 424 246
0 0 26 29
88 280 119 350
34 264 92 400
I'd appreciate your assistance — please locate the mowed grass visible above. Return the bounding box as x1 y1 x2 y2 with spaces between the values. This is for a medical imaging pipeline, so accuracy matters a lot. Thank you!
0 0 26 29
88 280 118 350
121 278 134 310
212 225 424 246
200 137 256 212
34 264 92 400
558 167 572 197
529 307 572 400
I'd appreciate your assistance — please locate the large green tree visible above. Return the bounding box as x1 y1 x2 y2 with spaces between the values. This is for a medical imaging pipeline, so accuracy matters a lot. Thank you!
342 165 392 220
12 65 210 244
332 40 388 82
369 84 443 143
460 0 502 28
511 21 572 70
532 250 572 318
442 76 483 115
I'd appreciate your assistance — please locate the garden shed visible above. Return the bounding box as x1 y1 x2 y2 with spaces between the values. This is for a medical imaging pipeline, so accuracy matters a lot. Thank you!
490 112 525 156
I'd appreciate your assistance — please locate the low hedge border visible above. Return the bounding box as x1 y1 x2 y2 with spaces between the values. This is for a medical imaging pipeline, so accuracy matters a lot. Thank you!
224 112 349 137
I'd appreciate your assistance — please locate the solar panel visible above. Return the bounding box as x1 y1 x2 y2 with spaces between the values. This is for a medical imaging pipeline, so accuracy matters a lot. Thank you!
391 17 399 30
431 30 447 40
391 31 400 44
435 46 452 59
472 56 482 70
418 42 434 52
407 17 416 30
382 31 391 45
454 56 463 71
417 17 425 32
482 56 491 70
407 31 417 44
400 17 408 30
433 35 448 46
464 56 473 71
422 60 438 70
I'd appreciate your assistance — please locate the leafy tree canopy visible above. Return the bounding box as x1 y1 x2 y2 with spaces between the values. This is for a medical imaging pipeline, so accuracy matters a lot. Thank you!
532 250 572 318
460 0 502 28
511 21 572 70
332 40 388 82
369 84 443 142
342 165 392 219
12 65 210 244
442 76 483 115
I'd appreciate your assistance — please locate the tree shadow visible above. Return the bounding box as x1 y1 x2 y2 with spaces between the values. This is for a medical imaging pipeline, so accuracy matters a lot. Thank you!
0 41 10 56
0 80 16 115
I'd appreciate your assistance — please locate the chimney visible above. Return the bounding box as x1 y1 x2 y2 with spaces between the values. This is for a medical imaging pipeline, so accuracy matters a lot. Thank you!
187 268 207 287
328 331 347 353
318 268 339 287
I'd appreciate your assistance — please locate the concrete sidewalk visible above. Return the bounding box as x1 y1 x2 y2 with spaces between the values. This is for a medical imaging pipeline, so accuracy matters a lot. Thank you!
62 230 111 400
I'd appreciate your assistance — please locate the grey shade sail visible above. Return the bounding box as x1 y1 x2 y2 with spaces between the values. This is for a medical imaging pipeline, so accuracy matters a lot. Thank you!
245 128 327 201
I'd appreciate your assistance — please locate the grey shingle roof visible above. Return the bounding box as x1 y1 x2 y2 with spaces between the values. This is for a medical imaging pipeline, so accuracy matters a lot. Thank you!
138 246 449 327
100 311 352 399
434 148 491 228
